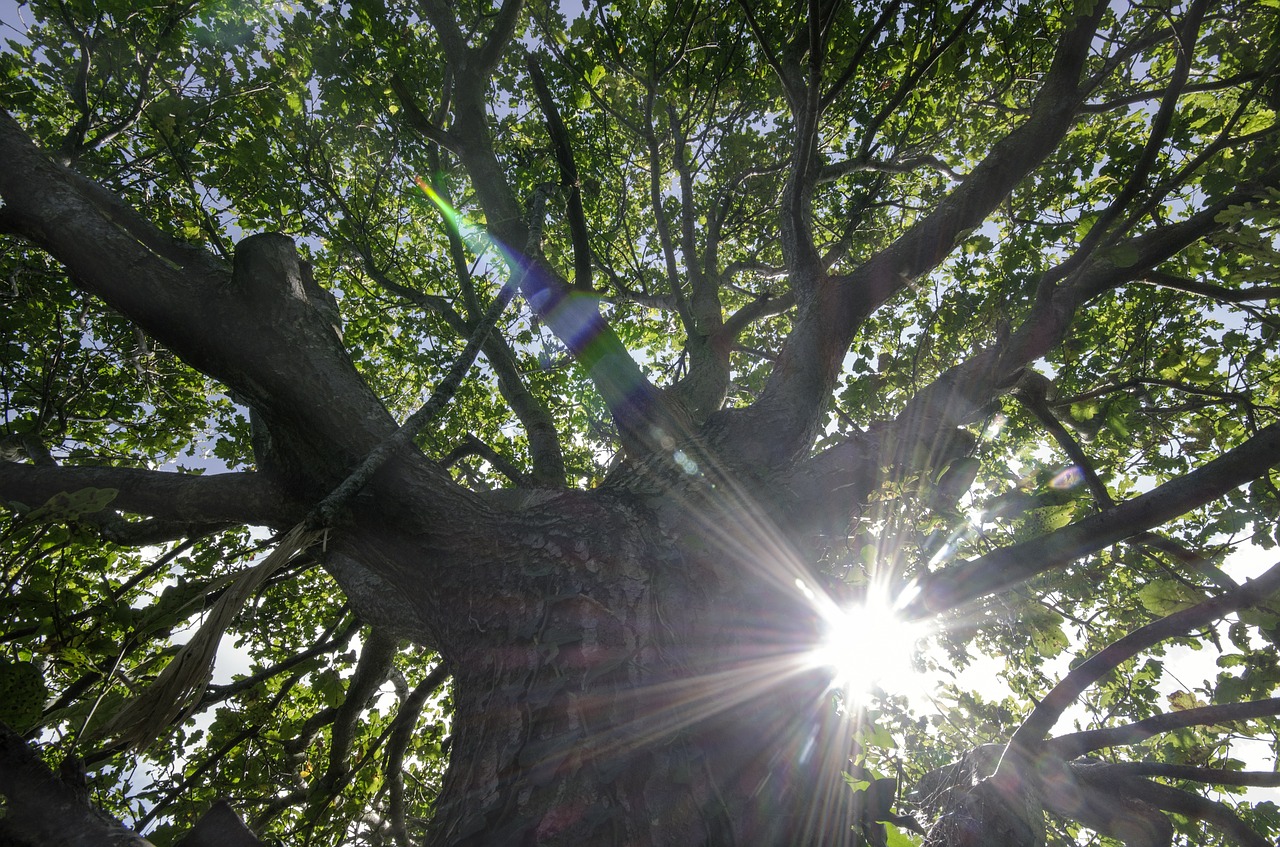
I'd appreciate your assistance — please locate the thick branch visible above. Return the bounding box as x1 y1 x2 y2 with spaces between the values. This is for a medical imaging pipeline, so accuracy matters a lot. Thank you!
1048 697 1280 760
0 112 463 503
720 291 796 342
317 628 398 794
473 0 525 76
0 462 299 528
722 2 1107 467
908 422 1280 617
526 52 593 292
1095 762 1280 788
1123 777 1271 847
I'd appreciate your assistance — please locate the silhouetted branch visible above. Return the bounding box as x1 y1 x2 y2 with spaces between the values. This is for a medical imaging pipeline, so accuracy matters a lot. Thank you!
1049 697 1280 760
909 422 1280 617
1008 561 1280 750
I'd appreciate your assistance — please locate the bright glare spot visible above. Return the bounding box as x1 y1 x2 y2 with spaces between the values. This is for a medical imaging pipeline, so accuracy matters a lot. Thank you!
810 589 930 700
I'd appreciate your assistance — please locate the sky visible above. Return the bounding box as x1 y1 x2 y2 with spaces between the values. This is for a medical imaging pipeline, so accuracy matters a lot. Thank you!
0 1 28 42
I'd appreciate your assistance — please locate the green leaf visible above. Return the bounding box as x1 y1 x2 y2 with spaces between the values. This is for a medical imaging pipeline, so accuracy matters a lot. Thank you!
26 488 118 521
1138 580 1205 616
0 659 47 733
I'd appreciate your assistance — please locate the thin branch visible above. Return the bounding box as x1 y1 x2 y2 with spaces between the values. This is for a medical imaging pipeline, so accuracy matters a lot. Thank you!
1081 71 1267 113
1015 371 1240 590
642 95 690 323
1007 560 1280 752
85 12 184 152
1065 0 1210 273
387 664 450 847
199 615 358 706
855 0 988 162
733 0 787 102
820 0 903 109
818 154 960 183
348 224 565 486
1137 270 1280 303
442 434 534 487
526 51 593 292
136 658 315 829
389 75 461 153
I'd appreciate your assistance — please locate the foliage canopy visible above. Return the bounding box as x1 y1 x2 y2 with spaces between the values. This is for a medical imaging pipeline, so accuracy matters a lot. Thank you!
1 0 1279 845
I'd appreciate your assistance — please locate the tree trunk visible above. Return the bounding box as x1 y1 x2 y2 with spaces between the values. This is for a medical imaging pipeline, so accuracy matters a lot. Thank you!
337 482 865 846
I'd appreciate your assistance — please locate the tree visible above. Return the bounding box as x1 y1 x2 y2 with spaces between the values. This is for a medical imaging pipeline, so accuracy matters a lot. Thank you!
1 0 1278 843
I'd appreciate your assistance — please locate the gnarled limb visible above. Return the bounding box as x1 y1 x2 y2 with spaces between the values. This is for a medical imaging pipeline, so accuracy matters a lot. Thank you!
0 113 468 505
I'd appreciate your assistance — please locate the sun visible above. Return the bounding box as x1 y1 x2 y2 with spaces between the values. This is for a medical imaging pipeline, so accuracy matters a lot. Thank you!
803 581 930 699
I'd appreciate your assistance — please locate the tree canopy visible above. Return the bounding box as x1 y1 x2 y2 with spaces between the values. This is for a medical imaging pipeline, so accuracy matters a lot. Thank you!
1 0 1279 844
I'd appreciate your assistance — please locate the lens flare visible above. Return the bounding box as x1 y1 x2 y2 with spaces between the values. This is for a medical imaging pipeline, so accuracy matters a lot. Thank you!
1049 465 1084 490
807 584 930 699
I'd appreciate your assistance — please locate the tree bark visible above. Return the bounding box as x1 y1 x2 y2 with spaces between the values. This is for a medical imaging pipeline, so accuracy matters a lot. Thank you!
413 486 864 846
